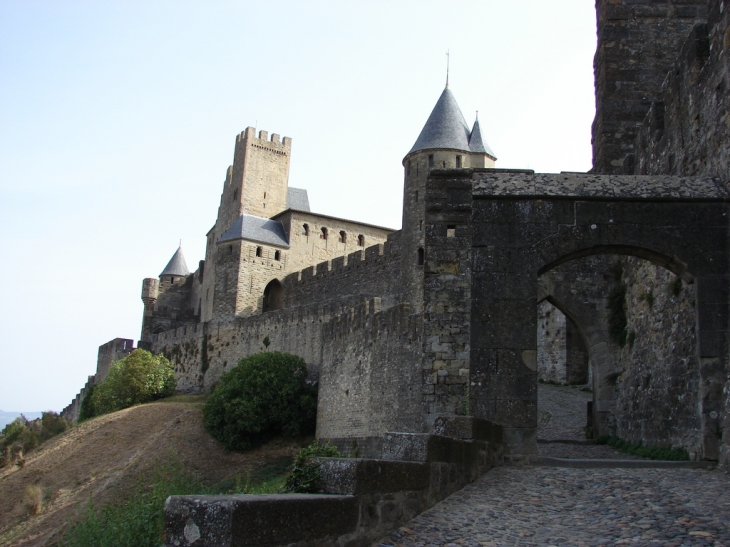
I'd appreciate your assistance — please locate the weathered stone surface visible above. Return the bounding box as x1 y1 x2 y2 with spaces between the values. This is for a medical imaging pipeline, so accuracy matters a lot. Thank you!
164 493 358 547
318 458 430 495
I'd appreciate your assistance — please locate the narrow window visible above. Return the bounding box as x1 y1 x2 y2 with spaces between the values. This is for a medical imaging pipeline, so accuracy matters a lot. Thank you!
417 248 425 266
264 192 267 199
456 155 462 168
228 245 233 255
303 223 309 236
321 227 328 240
419 220 423 231
232 188 238 201
447 224 456 238
256 246 263 257
339 230 347 243
428 154 434 168
170 277 174 283
274 250 281 261
415 190 418 201
442 160 446 167
357 234 365 247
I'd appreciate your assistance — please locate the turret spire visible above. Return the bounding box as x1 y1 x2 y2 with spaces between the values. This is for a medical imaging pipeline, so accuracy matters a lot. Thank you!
445 50 450 88
160 245 190 277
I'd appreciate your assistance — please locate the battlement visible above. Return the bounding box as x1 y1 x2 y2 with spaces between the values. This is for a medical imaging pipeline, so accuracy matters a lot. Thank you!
235 126 292 152
283 241 393 287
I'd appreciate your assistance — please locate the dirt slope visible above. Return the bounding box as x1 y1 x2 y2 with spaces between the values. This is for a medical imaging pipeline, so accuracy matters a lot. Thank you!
0 398 305 547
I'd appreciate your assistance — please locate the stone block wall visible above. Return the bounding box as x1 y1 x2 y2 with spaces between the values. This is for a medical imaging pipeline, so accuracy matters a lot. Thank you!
593 0 709 174
537 301 568 384
317 303 424 439
634 0 730 178
611 257 702 455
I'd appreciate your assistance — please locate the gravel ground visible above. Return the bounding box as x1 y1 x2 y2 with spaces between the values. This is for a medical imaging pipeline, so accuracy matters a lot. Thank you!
379 467 730 547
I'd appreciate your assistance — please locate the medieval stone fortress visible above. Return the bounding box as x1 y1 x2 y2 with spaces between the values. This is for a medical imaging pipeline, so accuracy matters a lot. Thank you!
62 0 730 479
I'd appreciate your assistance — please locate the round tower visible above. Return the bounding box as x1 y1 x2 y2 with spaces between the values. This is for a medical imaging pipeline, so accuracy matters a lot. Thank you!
401 86 496 310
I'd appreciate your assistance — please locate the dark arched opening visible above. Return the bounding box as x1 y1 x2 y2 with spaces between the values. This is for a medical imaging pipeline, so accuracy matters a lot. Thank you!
263 279 284 312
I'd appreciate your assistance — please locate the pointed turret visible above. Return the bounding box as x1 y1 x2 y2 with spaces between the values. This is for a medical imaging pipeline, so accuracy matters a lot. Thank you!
160 245 190 278
468 116 496 159
408 88 472 155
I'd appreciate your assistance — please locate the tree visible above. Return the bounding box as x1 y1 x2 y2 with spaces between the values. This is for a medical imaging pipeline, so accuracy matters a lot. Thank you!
203 352 317 450
84 349 176 419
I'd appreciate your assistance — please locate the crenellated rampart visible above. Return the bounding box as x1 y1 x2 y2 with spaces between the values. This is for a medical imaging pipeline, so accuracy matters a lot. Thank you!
283 234 403 310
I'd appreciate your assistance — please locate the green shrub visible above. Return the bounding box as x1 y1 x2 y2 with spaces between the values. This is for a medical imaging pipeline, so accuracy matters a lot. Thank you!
203 352 317 451
84 350 176 419
283 442 340 493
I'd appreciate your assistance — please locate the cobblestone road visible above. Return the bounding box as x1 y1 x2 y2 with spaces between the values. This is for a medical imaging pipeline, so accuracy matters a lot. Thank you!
378 385 729 546
537 384 592 442
380 467 730 547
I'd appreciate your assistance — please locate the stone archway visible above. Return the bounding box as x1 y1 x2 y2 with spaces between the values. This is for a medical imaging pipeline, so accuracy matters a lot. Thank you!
262 279 284 312
422 170 730 461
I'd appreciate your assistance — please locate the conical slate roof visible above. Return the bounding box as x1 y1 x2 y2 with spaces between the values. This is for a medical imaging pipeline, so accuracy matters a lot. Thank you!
408 88 472 155
160 246 190 277
468 118 496 158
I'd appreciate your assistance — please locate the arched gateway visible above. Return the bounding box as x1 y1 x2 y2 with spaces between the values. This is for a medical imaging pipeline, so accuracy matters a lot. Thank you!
423 169 730 461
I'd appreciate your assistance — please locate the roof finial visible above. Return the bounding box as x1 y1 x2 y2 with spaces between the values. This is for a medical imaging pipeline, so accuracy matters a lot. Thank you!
445 49 450 88
476 110 479 121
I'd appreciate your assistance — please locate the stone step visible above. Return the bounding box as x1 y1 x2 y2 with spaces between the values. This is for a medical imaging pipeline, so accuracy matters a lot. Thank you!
538 438 596 445
536 457 716 469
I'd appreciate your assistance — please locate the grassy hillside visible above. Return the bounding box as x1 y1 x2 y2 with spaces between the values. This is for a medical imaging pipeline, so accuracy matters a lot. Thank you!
0 396 309 547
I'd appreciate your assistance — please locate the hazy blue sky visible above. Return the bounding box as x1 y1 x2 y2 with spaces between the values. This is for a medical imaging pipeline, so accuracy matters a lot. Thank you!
0 1 597 412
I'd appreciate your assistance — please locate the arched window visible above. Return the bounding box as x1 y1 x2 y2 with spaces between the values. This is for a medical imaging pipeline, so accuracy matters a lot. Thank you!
456 155 462 168
152 327 165 335
256 246 263 257
274 250 281 261
339 230 347 243
263 279 284 312
428 154 434 168
357 234 365 247
321 227 328 240
418 248 425 266
302 223 309 236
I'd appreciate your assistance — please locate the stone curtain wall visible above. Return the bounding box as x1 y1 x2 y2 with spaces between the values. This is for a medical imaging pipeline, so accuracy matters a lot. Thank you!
611 257 702 455
152 295 370 391
634 0 730 178
283 237 404 312
592 0 709 174
152 297 424 439
317 303 424 439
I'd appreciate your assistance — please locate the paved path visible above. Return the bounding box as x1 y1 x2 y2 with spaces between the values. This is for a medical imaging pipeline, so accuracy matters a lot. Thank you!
380 467 730 547
378 385 730 546
537 384 592 442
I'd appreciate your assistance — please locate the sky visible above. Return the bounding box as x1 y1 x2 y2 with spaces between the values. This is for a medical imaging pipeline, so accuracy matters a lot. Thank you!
0 1 598 412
